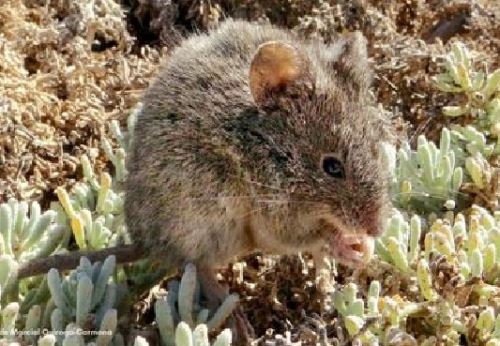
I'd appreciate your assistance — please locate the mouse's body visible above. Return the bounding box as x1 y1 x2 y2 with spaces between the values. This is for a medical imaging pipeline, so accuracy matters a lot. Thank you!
124 24 394 335
125 20 393 273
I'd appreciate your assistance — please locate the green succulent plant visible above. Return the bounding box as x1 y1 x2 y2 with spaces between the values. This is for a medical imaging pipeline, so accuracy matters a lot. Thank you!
46 256 122 345
386 128 465 212
434 42 500 128
155 264 237 346
375 210 422 273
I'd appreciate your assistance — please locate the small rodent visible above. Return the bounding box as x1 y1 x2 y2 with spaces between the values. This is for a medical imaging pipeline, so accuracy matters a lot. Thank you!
18 19 393 339
125 19 392 271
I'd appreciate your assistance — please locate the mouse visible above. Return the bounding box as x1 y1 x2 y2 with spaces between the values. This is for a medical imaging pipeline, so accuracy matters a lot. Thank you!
18 19 394 342
125 18 393 338
126 18 392 270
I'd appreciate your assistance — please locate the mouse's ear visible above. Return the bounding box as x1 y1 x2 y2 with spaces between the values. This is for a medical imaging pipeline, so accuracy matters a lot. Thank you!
328 32 371 95
249 41 310 108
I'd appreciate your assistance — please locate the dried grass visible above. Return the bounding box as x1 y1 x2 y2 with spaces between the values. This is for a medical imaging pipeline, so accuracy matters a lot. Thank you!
0 0 163 203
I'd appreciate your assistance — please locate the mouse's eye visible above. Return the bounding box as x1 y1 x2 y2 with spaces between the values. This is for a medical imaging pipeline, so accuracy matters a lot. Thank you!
321 155 345 179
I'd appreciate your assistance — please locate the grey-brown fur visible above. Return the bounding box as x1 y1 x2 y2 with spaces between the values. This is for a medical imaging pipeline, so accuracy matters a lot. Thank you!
125 19 394 272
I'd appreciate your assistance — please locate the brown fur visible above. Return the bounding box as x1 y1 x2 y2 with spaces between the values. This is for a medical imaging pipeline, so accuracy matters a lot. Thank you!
125 19 394 271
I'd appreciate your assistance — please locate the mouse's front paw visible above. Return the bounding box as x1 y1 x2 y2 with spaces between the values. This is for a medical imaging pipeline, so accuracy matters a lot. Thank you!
331 233 374 268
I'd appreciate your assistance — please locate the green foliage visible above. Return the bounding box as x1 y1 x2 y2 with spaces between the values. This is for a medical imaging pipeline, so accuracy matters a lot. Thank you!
434 41 500 202
376 204 499 282
375 210 422 272
0 257 120 346
434 42 500 130
155 264 237 346
0 199 67 262
331 282 379 336
134 323 232 346
46 256 122 345
47 256 119 327
0 299 21 344
386 128 464 212
356 204 500 345
387 42 500 214
54 168 125 251
173 322 232 346
423 205 500 284
0 198 70 301
52 108 138 252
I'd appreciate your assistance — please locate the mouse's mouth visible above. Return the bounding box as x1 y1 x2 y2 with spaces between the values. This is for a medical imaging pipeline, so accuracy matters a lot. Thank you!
329 232 374 267
320 221 375 267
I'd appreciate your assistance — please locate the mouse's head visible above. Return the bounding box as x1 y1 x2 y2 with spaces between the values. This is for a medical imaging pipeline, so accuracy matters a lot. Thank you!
245 32 393 266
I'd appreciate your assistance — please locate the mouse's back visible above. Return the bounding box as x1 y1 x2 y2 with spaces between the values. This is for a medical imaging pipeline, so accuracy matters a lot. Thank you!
142 20 294 121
